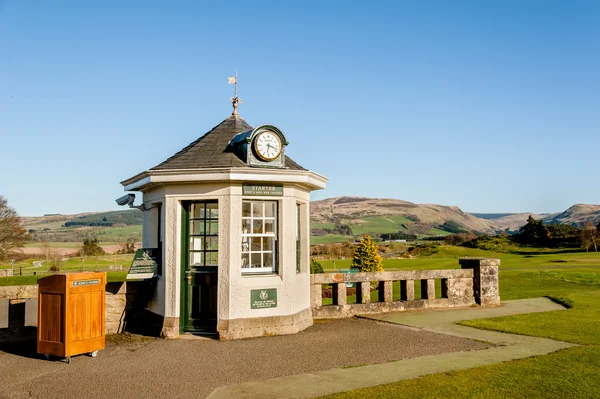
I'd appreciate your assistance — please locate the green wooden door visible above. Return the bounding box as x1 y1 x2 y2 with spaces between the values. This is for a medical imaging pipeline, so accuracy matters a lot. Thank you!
181 201 219 333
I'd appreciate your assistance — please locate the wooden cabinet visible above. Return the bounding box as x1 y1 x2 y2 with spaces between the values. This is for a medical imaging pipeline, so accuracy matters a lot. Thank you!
37 272 106 361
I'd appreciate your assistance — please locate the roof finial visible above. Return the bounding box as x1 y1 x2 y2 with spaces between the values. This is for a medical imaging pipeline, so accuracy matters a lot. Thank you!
228 71 242 117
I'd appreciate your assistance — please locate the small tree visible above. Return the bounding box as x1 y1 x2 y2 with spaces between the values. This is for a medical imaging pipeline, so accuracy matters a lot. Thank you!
351 234 383 273
0 195 29 260
78 238 106 256
581 221 599 252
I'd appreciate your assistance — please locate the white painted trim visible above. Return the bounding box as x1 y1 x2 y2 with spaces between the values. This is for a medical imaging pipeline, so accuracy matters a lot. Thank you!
122 168 328 192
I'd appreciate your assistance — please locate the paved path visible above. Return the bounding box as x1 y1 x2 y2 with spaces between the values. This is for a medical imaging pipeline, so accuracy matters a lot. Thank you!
208 298 576 398
0 317 486 399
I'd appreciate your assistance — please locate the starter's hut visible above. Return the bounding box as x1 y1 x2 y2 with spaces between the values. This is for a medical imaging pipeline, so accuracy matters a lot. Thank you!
120 100 327 339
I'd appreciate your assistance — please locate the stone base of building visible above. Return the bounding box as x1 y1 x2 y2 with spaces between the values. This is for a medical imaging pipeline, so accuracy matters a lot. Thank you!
216 308 313 340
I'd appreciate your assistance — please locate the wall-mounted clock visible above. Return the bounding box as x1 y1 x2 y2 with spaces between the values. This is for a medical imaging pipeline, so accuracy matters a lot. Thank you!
253 131 282 161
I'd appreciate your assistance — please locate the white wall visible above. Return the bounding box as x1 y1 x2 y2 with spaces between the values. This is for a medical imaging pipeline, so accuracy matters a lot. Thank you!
141 182 313 324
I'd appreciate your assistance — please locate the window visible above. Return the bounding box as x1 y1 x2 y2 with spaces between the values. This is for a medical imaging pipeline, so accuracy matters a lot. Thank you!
189 202 219 267
241 200 277 274
296 203 301 273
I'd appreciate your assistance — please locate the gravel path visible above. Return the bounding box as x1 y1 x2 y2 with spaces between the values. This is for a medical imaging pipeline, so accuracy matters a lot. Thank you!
0 318 489 399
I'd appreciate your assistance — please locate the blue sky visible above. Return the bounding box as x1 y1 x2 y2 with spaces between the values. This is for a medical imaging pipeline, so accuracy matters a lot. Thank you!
1 1 598 216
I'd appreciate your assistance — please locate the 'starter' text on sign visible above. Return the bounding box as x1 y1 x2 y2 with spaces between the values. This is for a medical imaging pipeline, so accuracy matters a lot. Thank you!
242 184 283 196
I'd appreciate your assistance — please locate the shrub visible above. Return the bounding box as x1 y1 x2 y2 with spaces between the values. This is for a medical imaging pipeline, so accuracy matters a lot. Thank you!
310 258 324 274
351 234 383 273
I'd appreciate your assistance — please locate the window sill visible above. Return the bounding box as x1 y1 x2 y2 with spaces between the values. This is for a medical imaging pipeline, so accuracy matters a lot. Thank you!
241 272 279 277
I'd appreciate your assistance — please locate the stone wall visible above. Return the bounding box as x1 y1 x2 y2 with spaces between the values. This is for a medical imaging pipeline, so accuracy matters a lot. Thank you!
311 258 500 319
0 281 147 342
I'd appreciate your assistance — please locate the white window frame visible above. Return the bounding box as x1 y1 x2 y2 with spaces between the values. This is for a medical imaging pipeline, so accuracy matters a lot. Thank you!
241 200 278 275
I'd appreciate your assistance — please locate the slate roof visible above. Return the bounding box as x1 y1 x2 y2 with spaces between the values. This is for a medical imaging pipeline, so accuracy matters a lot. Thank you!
150 115 306 171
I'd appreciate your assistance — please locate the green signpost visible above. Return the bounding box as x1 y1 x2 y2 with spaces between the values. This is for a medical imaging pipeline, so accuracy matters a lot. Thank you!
251 288 277 309
127 249 159 280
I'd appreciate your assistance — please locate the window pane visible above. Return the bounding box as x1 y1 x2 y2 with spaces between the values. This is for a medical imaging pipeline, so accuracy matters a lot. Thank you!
265 202 275 217
264 252 274 268
191 203 205 219
208 222 219 235
207 236 218 250
206 203 218 218
242 202 251 217
251 237 261 251
190 251 204 266
241 253 249 268
206 252 218 266
190 236 203 251
191 220 204 235
264 220 274 234
242 219 251 234
253 202 264 217
251 253 261 268
263 237 274 252
253 220 263 234
241 237 249 252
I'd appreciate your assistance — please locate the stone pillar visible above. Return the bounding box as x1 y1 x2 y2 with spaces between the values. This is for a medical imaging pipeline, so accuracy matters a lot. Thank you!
421 279 435 299
357 282 371 304
400 280 414 301
332 283 347 306
310 284 322 309
459 258 501 306
378 281 393 302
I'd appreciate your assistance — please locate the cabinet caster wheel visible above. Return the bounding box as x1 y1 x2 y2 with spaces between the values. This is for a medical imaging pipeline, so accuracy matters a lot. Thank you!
43 354 51 361
89 350 98 358
65 357 71 364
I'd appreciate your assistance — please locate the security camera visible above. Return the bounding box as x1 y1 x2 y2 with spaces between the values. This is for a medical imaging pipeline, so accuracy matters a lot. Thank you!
116 194 135 207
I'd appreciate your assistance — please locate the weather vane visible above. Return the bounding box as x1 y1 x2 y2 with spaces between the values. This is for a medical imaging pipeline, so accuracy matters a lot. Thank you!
228 71 242 116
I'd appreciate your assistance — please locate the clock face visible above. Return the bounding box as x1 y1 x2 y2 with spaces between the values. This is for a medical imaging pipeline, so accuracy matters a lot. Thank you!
254 131 282 161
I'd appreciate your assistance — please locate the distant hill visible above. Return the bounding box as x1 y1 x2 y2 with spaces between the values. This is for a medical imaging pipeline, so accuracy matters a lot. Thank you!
468 204 600 232
310 196 497 238
22 210 142 229
545 204 600 227
21 210 143 244
482 213 550 232
64 210 142 227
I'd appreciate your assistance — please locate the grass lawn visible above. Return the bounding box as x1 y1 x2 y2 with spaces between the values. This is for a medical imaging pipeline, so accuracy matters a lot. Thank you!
320 246 600 398
311 235 353 245
23 242 82 248
348 216 413 235
311 222 337 230
0 254 135 278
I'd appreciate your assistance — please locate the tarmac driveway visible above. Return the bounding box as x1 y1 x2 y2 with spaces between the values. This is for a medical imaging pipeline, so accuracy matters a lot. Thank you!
0 318 489 399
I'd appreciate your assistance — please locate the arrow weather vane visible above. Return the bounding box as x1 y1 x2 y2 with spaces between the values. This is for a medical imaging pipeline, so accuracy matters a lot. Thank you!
228 71 242 116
